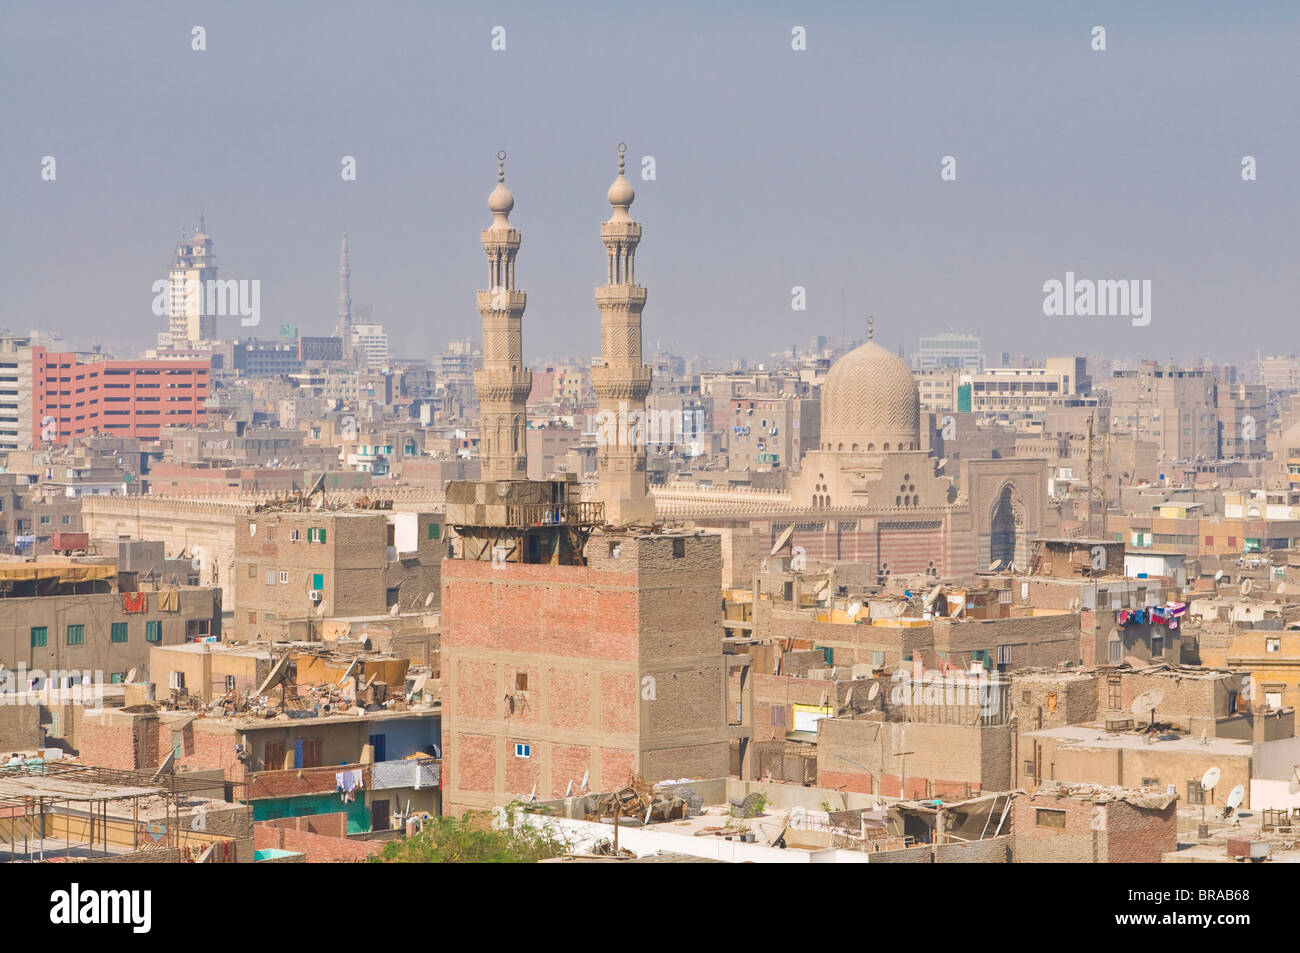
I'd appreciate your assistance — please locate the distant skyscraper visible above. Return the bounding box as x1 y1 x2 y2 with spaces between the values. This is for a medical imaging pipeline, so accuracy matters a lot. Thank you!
593 143 655 525
473 152 531 480
351 323 389 369
168 217 218 347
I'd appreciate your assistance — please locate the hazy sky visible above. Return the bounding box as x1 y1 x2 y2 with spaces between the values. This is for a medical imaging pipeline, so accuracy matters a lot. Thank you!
2 1 1298 365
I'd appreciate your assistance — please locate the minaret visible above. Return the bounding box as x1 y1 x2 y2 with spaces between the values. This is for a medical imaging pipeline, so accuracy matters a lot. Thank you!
337 232 353 362
473 152 531 480
593 143 655 525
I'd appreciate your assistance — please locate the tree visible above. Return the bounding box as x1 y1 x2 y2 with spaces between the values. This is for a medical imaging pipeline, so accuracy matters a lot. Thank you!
370 808 568 864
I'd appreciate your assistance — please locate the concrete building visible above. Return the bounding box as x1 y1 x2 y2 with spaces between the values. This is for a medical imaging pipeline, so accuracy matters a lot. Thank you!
912 332 984 372
167 221 219 346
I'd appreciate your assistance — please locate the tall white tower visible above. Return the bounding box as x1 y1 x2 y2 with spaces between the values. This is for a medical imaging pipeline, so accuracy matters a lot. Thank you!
593 143 655 525
168 216 218 346
473 152 531 480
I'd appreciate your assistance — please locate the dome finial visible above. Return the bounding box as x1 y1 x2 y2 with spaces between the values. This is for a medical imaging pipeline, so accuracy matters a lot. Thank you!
867 316 874 342
488 151 515 223
607 142 635 219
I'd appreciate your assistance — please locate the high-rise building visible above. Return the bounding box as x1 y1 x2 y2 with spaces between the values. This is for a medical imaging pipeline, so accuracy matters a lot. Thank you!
592 144 655 525
350 323 389 369
168 218 219 347
913 332 984 372
473 153 531 480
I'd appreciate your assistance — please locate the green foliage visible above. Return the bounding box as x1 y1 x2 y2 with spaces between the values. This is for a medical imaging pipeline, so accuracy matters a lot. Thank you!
370 807 569 864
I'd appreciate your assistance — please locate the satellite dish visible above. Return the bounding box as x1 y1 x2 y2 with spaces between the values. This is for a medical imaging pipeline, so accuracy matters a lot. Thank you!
152 749 176 779
1214 570 1224 583
847 601 862 617
770 524 795 558
1200 766 1221 792
249 522 258 536
1225 785 1245 810
424 592 435 607
125 668 138 684
315 600 328 617
1130 688 1166 716
191 556 202 571
389 602 401 617
1240 578 1253 597
867 682 880 702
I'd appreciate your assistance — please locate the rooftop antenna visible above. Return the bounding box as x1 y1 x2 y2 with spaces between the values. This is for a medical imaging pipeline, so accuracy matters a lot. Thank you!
1199 765 1221 830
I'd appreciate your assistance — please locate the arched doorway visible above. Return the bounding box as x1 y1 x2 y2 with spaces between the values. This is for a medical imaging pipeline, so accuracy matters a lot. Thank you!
989 483 1026 571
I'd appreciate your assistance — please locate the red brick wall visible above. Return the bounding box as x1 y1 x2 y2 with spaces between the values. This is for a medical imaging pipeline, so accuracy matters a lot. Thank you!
253 820 383 862
77 722 139 770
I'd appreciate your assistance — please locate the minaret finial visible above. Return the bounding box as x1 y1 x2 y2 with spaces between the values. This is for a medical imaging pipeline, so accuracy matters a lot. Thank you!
497 150 506 183
618 141 626 176
198 212 206 234
867 316 875 342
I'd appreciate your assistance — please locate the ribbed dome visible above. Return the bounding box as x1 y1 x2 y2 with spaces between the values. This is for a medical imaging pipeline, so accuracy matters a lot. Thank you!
820 341 920 452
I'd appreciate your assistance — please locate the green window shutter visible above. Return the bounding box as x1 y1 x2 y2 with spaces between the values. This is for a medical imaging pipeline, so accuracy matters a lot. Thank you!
66 625 84 646
110 673 123 685
318 528 326 544
146 621 162 643
30 626 47 648
312 573 324 590
111 622 128 643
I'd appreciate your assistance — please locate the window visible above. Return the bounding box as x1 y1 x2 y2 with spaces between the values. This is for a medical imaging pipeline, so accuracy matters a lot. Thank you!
1150 634 1163 656
265 570 276 586
30 626 47 648
308 527 327 543
312 573 324 590
290 529 300 542
514 743 531 758
279 570 289 584
428 523 440 540
169 671 186 691
146 621 162 643
1266 691 1283 709
246 564 256 579
672 538 686 558
1108 676 1122 709
771 705 786 727
186 619 211 640
1035 809 1066 829
1141 776 1159 786
1108 635 1122 663
997 644 1013 666
110 622 128 643
1266 638 1280 654
515 672 528 691
225 675 236 691
263 740 286 770
1187 780 1205 805
1024 760 1035 777
66 624 84 646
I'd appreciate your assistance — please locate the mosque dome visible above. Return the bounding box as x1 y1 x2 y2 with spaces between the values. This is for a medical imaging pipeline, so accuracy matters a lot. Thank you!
819 340 921 452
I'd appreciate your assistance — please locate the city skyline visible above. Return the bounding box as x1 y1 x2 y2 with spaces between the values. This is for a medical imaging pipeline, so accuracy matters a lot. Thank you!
4 1 1300 362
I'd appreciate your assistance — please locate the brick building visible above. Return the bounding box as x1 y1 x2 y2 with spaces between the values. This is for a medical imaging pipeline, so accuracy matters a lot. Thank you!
1011 783 1178 863
232 508 445 641
440 480 747 815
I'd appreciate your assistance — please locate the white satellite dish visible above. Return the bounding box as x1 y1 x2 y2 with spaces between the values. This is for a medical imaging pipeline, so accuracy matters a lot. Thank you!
125 668 138 684
1200 765 1221 793
1225 785 1245 811
315 600 328 617
770 524 795 558
424 592 435 607
867 682 880 702
249 522 258 536
847 601 862 616
389 603 401 617
1130 687 1166 716
1214 569 1224 583
191 555 202 570
1240 578 1253 597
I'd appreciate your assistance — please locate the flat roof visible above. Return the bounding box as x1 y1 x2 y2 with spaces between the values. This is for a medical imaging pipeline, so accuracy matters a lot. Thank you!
1022 724 1250 757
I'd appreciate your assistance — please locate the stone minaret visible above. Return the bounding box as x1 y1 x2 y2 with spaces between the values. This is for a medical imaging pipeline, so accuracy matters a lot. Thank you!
337 232 353 363
474 152 531 480
593 143 655 525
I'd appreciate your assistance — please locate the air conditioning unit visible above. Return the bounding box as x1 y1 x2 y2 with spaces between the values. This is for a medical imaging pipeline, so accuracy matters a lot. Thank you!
308 590 321 602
